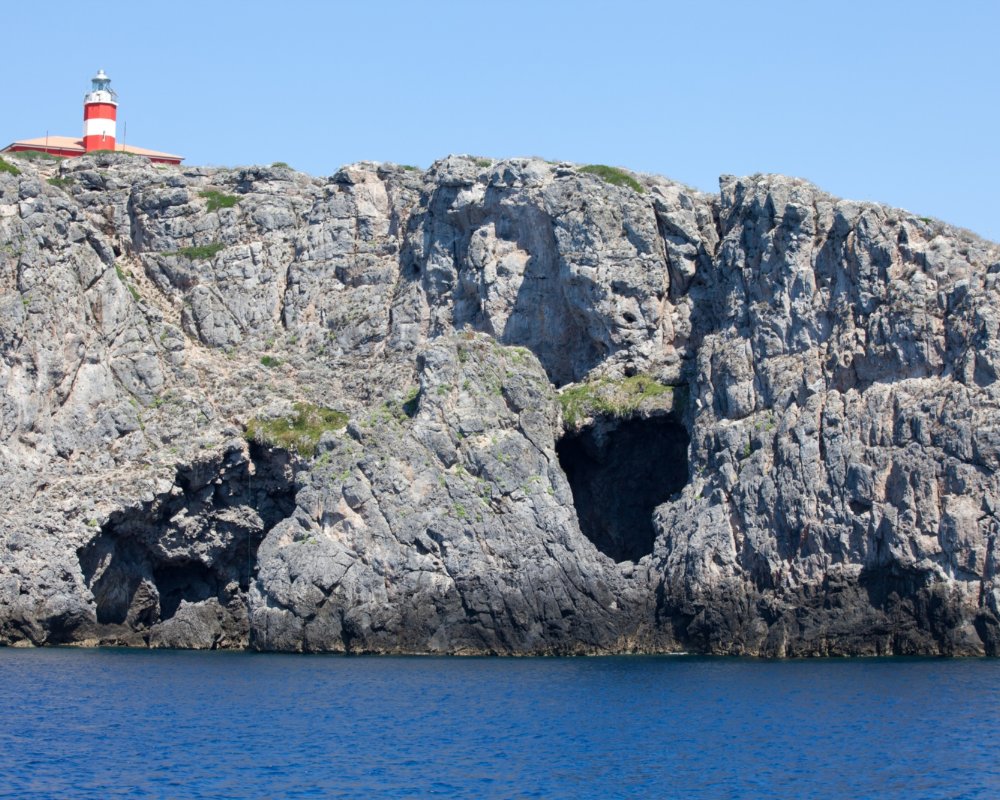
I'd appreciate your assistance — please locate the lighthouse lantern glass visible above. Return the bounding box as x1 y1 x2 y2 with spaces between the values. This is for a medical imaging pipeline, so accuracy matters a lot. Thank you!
86 70 117 104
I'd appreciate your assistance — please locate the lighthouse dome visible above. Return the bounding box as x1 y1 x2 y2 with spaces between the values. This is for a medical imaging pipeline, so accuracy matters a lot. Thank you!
85 69 117 104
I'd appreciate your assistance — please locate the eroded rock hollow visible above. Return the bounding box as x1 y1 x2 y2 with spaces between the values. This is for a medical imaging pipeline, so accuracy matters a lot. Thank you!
558 416 689 562
74 442 296 648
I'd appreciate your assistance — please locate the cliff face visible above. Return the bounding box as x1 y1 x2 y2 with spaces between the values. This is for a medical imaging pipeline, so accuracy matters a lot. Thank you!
0 152 997 655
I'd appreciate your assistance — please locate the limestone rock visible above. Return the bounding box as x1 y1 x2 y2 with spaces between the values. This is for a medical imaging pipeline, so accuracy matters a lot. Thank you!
1 152 997 655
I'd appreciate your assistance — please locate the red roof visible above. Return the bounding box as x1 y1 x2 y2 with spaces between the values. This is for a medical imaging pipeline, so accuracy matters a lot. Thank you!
2 135 183 163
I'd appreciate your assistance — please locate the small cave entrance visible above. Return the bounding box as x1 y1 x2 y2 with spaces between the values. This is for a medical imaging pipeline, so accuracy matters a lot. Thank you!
77 444 297 631
152 561 225 620
557 415 689 562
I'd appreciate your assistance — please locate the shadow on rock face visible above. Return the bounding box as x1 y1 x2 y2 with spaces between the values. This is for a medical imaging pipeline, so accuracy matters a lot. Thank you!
76 443 296 640
557 416 689 563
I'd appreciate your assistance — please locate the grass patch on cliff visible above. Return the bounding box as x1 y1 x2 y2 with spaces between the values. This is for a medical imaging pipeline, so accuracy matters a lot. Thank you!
245 403 348 458
199 190 240 212
5 150 61 162
47 176 73 189
579 164 645 194
0 157 21 176
114 264 141 302
558 375 673 427
175 242 224 260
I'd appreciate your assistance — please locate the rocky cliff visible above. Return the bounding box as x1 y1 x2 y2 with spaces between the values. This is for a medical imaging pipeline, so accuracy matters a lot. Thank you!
1 151 997 655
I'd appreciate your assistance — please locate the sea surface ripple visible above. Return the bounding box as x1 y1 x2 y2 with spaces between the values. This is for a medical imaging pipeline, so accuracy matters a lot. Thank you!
0 649 997 799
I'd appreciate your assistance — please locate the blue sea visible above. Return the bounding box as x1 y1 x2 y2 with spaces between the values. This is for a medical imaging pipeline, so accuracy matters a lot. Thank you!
0 649 996 799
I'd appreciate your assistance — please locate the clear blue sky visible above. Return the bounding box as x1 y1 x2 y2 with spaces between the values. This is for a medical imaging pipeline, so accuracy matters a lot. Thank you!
7 0 998 241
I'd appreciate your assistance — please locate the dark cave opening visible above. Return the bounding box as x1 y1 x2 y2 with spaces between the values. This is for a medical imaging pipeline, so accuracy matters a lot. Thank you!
153 561 224 620
557 415 689 563
77 444 296 630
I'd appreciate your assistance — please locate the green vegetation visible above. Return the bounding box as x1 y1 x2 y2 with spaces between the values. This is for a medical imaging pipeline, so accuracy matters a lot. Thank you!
47 176 73 189
558 375 673 427
260 355 281 368
473 158 493 168
0 157 21 177
507 346 531 366
199 190 240 212
579 164 645 194
5 150 61 162
401 386 421 417
753 410 777 434
271 162 290 169
3 235 26 259
175 242 224 260
400 164 421 172
114 265 141 302
245 402 348 458
88 148 143 158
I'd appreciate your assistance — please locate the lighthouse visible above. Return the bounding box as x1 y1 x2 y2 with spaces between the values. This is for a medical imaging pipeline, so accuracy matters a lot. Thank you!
83 70 117 153
2 71 183 165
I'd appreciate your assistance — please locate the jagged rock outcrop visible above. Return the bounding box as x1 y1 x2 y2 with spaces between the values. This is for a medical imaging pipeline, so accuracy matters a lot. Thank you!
0 151 997 655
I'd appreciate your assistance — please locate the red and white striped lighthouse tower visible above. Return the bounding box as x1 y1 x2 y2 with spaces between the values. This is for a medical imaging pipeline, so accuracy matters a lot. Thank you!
82 70 118 153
